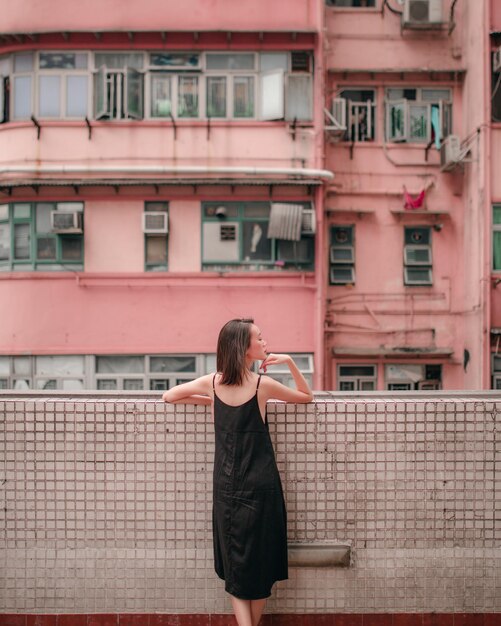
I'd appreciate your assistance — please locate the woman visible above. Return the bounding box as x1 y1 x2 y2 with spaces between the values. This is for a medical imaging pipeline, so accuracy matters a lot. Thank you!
163 318 313 626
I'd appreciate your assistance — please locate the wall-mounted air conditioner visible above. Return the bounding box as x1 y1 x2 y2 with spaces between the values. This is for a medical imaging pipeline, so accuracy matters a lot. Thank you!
142 212 169 234
440 134 461 172
402 0 442 29
301 209 316 235
493 47 501 73
51 211 83 234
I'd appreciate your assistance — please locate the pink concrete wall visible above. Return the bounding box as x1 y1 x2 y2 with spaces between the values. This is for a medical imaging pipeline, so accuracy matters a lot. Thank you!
0 273 316 355
85 201 143 272
492 0 501 31
168 200 201 272
460 0 490 387
0 124 317 177
1 0 320 33
325 0 464 73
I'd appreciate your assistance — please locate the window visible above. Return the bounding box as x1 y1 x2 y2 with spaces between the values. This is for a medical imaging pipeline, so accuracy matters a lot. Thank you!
0 202 84 271
404 226 432 286
492 50 501 122
94 53 144 120
0 353 213 390
94 354 201 390
385 364 441 390
492 355 501 389
38 52 89 118
336 89 375 142
12 52 34 120
144 202 168 271
148 52 201 119
0 55 11 123
206 53 256 119
326 0 376 6
201 201 314 271
386 87 452 144
0 355 86 390
329 225 355 284
493 205 501 271
337 365 376 390
2 50 313 124
6 52 89 121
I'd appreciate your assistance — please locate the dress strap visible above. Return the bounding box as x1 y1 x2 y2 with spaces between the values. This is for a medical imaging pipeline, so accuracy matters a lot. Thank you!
213 373 217 392
256 374 262 391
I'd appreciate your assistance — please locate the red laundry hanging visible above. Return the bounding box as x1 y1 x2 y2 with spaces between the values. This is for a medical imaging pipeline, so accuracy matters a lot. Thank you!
403 185 426 210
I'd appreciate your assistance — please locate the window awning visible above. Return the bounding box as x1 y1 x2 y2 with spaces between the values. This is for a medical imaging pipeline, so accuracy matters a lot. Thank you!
267 203 303 241
332 347 454 359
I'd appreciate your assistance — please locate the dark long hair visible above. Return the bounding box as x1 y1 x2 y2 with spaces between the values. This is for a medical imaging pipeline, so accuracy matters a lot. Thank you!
217 318 254 385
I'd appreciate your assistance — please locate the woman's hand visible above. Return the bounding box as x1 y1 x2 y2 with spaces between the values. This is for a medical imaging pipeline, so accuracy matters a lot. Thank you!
259 353 292 373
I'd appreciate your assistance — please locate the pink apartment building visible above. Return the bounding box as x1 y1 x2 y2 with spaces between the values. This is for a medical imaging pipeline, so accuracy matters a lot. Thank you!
0 0 498 391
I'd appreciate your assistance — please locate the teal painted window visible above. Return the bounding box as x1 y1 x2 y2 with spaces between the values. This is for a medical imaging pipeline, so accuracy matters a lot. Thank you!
330 225 355 284
0 202 84 271
144 202 169 271
493 205 501 271
201 201 314 271
403 226 432 286
386 87 452 144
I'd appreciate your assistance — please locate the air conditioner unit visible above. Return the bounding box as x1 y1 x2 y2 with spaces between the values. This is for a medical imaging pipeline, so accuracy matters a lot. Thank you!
142 212 169 234
402 0 442 28
51 211 83 234
301 209 316 235
494 47 501 73
440 134 461 172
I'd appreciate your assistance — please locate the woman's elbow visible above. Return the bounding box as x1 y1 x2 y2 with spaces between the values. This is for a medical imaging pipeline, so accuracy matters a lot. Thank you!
298 391 314 403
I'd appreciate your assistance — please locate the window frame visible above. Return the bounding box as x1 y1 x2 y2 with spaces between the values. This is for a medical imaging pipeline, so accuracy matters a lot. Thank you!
403 226 433 286
37 51 90 119
329 225 355 285
385 87 453 144
0 202 84 271
337 364 377 391
336 88 376 142
92 354 205 391
202 50 260 121
12 52 35 121
493 354 501 389
326 0 378 8
201 201 315 272
492 204 501 272
144 201 169 271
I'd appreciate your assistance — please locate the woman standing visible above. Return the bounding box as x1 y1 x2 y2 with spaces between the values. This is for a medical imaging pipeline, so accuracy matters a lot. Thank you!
163 318 313 626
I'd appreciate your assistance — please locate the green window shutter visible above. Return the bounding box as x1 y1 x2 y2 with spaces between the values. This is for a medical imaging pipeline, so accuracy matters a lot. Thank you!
387 99 407 142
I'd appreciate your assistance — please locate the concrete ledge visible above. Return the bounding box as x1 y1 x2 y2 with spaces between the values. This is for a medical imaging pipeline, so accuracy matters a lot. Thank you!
287 542 351 567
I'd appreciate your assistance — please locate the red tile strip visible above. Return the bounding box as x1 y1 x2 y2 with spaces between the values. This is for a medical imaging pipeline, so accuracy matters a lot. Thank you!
1 615 500 626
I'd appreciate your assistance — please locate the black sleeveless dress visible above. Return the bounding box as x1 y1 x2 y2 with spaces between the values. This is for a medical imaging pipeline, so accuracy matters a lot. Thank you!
212 374 288 600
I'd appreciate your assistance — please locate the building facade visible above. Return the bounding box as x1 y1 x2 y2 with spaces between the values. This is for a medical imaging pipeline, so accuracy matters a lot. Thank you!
0 0 498 391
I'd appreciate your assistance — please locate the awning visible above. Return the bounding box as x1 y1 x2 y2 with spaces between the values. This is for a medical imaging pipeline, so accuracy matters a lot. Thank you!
332 347 454 359
267 203 303 241
0 177 323 194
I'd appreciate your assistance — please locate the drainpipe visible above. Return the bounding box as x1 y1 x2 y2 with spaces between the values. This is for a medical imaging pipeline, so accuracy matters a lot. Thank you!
313 0 327 391
483 0 492 389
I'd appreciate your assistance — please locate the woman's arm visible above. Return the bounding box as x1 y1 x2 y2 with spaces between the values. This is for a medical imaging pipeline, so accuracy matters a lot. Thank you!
162 374 213 405
259 354 313 403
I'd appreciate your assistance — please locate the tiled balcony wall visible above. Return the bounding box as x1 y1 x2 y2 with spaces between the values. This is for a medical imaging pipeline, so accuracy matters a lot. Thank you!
1 393 500 615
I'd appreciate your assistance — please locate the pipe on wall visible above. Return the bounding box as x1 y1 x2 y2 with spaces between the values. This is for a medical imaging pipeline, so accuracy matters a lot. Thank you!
0 164 335 180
